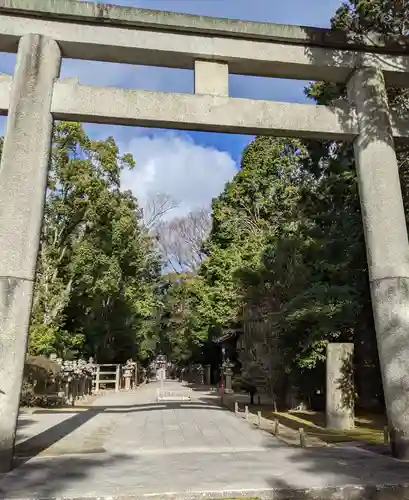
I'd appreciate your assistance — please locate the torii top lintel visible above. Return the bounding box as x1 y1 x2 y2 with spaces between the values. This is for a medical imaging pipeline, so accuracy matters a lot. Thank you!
0 0 408 55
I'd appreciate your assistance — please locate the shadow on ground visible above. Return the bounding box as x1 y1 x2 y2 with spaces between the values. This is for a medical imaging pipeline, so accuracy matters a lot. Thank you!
7 385 409 499
0 453 131 499
14 397 226 466
257 420 409 498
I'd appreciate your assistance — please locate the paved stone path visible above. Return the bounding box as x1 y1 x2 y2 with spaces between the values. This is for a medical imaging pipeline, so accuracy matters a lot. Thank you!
1 381 409 499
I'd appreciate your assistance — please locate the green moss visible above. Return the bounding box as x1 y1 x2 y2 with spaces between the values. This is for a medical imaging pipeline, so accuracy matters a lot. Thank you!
260 409 386 445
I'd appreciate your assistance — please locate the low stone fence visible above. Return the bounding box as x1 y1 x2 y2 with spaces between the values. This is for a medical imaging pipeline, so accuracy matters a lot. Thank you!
57 359 94 404
179 364 204 384
22 355 95 407
22 356 146 407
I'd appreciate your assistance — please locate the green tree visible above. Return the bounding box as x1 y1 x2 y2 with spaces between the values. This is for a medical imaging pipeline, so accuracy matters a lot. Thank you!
299 0 409 406
3 122 161 362
153 1 406 407
155 272 210 364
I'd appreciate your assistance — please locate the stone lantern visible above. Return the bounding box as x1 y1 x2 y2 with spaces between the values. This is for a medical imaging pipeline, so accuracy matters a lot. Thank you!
123 366 133 391
222 358 234 393
123 359 137 391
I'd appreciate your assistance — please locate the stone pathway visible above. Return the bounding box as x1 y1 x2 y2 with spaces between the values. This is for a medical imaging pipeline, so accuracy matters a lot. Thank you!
1 381 409 499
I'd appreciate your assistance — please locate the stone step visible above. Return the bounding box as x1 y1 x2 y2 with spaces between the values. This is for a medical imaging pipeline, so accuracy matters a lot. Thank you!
156 388 192 402
157 395 191 401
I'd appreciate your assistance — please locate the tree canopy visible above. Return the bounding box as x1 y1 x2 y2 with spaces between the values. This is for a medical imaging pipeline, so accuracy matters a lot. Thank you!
5 122 162 364
153 0 407 407
1 1 405 403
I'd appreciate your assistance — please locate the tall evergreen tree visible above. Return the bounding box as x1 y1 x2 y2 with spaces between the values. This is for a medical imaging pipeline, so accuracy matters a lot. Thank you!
1 122 161 363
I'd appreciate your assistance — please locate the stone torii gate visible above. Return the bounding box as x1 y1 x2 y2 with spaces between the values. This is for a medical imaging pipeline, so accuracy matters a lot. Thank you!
1 0 409 470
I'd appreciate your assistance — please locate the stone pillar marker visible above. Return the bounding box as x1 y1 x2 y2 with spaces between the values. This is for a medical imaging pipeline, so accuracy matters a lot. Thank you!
326 343 354 430
0 34 61 472
348 64 409 458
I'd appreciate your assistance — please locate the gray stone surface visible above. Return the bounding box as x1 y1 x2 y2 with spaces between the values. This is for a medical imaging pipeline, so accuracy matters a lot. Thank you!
326 343 354 430
1 382 409 499
0 34 61 280
371 276 409 460
194 61 229 96
0 6 408 85
0 34 61 473
0 75 408 140
51 79 357 139
1 0 409 55
0 75 11 115
348 66 409 283
0 2 408 491
348 65 409 459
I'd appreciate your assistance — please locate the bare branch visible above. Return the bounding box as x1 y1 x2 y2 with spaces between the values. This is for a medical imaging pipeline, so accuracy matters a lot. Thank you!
155 208 211 272
143 192 180 229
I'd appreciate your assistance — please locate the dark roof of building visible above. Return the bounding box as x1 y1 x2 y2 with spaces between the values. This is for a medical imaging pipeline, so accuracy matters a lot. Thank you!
213 328 243 344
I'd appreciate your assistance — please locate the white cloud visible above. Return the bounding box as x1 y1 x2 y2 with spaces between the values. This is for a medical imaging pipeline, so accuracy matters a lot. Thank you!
120 131 237 217
0 0 342 220
61 59 192 94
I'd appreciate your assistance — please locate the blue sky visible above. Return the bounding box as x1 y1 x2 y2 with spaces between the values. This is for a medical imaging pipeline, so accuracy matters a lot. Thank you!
0 0 344 217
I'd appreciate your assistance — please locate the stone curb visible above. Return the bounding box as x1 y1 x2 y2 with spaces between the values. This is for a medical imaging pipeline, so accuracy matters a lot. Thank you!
3 483 409 500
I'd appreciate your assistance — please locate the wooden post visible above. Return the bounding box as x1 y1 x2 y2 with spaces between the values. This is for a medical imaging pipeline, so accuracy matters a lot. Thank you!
72 378 80 406
80 377 86 399
69 378 74 404
95 365 100 393
274 419 279 435
299 428 306 447
134 361 138 389
384 426 390 445
63 380 69 401
78 378 82 399
273 397 278 413
115 365 120 392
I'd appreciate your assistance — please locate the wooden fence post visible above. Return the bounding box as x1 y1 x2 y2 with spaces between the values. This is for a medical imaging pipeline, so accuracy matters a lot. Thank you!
384 426 389 445
95 365 100 393
115 365 120 392
299 428 306 447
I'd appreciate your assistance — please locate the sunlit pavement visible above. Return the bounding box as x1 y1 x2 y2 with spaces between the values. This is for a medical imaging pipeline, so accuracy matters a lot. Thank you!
1 381 409 499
